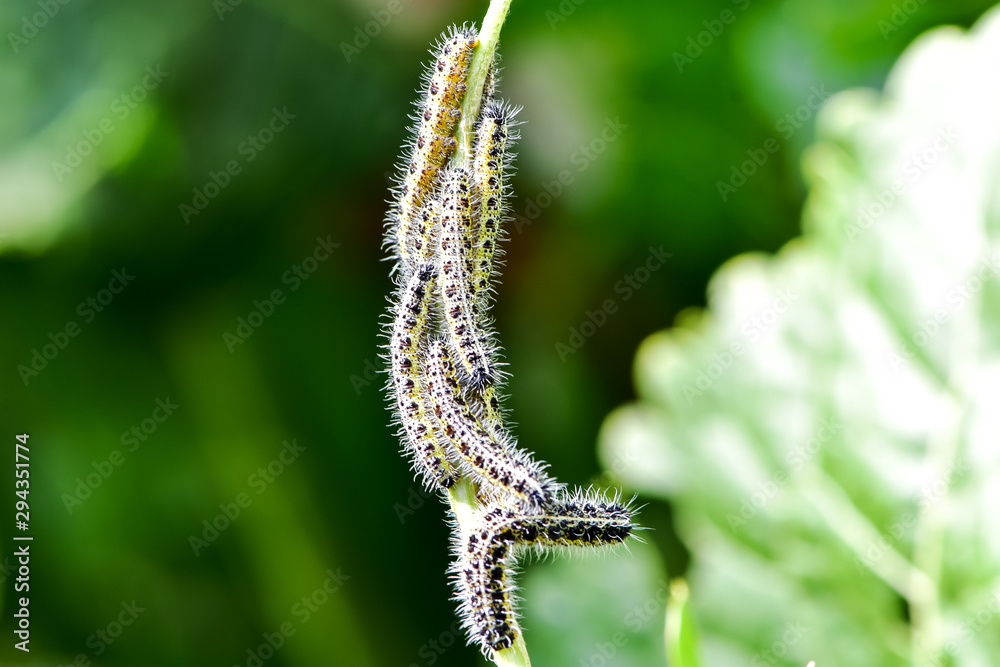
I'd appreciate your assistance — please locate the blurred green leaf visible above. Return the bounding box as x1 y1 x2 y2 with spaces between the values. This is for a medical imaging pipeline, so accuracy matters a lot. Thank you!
521 539 668 667
601 7 1000 667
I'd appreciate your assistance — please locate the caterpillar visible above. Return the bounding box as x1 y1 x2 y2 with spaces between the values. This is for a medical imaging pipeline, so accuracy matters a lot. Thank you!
468 383 506 443
388 25 479 275
388 263 460 490
469 102 518 308
424 339 556 510
437 165 498 389
412 198 442 264
382 24 639 664
450 492 637 658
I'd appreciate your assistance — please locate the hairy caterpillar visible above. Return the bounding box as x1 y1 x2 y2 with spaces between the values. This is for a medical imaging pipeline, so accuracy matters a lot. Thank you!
438 165 498 389
412 199 442 264
389 26 479 275
455 101 516 433
424 339 556 509
382 23 639 663
469 383 506 443
451 492 637 657
388 264 460 490
469 102 518 307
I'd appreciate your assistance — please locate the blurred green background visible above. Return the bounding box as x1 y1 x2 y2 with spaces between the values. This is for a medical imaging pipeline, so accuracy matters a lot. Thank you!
1 0 997 665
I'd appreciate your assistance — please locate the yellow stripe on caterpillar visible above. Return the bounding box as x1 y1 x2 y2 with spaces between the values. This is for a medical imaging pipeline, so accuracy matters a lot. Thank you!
390 26 478 274
469 102 518 307
438 165 497 389
388 264 460 490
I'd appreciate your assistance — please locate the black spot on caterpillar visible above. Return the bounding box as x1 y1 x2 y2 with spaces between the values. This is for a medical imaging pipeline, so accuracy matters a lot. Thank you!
387 263 460 490
450 491 637 657
470 101 519 309
424 339 557 510
437 165 498 389
387 25 478 276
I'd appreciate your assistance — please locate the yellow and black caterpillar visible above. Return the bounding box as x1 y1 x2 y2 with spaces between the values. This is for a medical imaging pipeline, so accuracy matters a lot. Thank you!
383 24 636 659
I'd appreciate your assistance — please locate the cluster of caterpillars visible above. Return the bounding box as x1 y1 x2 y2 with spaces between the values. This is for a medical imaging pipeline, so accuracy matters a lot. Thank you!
383 24 636 659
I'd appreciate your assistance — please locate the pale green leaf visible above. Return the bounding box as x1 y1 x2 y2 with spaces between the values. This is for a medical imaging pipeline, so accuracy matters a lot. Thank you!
601 8 1000 667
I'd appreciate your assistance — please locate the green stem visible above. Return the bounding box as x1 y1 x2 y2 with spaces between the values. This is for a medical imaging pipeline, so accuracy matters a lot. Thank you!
447 476 481 529
454 0 514 163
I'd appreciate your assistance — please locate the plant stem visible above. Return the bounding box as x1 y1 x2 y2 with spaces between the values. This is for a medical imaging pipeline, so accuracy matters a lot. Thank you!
447 476 480 529
454 0 514 163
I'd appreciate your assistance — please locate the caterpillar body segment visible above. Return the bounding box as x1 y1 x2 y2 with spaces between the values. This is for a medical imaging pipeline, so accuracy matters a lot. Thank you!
386 25 479 275
469 101 519 309
388 263 460 490
450 493 636 657
424 340 556 510
437 165 498 389
468 383 506 443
